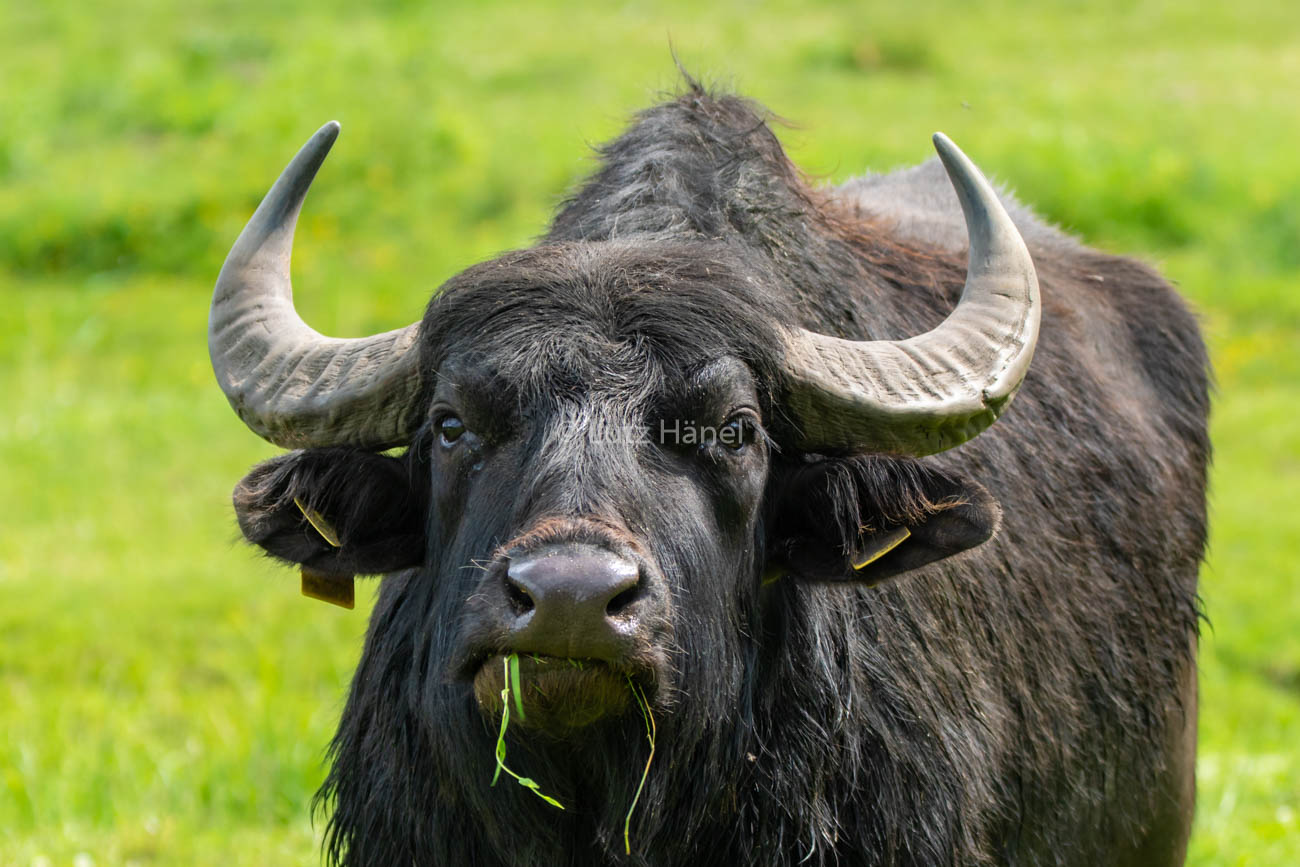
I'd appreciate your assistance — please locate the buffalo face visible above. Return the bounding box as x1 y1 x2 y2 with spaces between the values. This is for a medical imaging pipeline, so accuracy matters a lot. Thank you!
425 288 776 736
232 246 1004 744
235 243 794 738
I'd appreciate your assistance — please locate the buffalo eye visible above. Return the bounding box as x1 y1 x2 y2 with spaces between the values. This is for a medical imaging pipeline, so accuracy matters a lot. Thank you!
716 414 758 452
438 415 467 446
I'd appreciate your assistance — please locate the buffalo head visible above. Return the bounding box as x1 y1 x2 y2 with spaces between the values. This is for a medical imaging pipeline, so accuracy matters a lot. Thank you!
211 119 1034 738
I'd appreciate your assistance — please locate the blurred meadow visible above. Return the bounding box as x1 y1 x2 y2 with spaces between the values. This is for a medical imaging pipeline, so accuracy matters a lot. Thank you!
1 0 1297 863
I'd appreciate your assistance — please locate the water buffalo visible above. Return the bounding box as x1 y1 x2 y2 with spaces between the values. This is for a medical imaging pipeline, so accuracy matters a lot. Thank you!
210 82 1208 866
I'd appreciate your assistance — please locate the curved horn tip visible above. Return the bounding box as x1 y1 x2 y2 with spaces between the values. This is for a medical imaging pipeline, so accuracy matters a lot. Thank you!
296 121 341 163
930 132 981 180
305 121 341 157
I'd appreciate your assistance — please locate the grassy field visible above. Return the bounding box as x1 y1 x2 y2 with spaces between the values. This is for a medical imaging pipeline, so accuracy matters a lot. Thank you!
1 0 1297 863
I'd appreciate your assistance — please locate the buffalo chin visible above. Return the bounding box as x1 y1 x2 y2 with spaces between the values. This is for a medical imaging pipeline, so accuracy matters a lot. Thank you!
472 654 634 735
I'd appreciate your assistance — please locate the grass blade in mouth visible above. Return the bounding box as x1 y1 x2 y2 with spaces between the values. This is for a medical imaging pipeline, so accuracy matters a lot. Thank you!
509 652 526 720
492 654 564 809
624 678 657 855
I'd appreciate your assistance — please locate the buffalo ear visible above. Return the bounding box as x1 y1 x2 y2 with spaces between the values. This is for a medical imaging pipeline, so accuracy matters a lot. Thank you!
765 456 1000 586
233 448 428 577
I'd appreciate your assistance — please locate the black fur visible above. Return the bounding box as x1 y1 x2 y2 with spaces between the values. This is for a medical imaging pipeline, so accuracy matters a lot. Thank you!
231 84 1209 866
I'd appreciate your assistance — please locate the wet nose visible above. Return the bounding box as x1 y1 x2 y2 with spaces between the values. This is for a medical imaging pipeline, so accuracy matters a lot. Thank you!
503 544 642 659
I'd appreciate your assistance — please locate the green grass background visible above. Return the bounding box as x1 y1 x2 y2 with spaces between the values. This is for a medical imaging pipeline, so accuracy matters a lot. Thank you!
1 0 1296 863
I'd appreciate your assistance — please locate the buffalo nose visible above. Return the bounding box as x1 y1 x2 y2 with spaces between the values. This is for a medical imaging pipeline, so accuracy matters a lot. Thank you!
503 544 642 659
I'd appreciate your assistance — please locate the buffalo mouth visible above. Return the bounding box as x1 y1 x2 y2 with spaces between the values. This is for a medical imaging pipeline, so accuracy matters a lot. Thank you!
472 653 646 735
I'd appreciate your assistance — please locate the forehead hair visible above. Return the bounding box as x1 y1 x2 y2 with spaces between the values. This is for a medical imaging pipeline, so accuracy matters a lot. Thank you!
418 239 790 407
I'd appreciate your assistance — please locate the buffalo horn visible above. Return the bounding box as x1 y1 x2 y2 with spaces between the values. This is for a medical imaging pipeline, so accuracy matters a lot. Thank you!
208 122 423 449
781 133 1041 456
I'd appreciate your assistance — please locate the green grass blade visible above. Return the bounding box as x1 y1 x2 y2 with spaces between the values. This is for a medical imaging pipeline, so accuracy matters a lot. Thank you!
509 652 526 720
490 655 563 809
624 679 657 855
492 669 510 786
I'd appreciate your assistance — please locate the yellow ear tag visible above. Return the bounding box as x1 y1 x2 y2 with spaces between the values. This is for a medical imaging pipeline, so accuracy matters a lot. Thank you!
293 498 354 609
852 526 912 571
294 497 342 547
300 567 355 609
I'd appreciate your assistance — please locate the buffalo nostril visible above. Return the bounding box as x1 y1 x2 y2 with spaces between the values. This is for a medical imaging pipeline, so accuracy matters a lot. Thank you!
504 573 535 615
605 584 641 617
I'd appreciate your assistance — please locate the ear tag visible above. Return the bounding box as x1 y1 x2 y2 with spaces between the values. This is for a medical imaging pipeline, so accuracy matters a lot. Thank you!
294 497 342 547
852 526 912 571
300 567 355 609
293 498 354 609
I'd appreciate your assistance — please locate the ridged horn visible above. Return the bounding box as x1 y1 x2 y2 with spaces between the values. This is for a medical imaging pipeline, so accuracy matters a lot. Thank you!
781 133 1041 456
208 122 423 450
